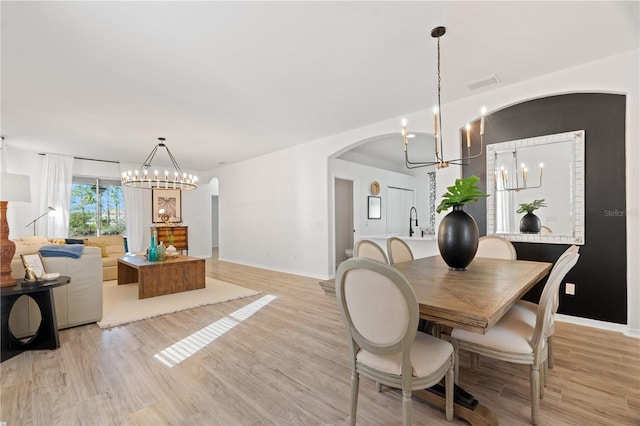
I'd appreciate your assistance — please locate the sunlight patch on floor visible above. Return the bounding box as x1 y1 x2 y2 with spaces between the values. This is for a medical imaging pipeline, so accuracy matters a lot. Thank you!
154 294 277 367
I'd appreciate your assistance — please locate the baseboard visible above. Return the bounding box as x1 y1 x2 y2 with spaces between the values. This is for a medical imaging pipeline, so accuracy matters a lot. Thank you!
556 313 637 337
218 257 331 281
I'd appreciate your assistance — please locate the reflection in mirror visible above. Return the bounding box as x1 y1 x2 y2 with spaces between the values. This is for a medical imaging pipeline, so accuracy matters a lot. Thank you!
486 130 585 244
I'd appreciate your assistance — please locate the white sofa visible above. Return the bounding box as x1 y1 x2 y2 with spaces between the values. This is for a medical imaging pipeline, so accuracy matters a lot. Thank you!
10 236 103 336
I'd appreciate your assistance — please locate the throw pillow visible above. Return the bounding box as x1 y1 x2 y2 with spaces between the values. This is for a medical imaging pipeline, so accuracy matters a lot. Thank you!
65 238 85 245
85 240 108 258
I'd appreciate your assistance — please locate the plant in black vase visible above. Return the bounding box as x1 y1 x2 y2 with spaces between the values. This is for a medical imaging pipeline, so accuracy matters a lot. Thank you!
517 199 546 233
436 175 489 271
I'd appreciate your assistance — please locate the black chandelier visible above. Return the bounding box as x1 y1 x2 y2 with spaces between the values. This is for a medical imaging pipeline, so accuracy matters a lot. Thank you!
402 26 485 169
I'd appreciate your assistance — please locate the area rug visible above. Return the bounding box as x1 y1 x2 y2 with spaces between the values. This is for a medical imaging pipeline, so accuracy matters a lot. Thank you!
97 278 260 329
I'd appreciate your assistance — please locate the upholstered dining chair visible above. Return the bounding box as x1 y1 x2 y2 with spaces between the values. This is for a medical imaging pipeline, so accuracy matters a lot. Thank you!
450 249 579 425
511 245 580 369
387 237 414 264
476 235 517 260
353 239 389 264
335 258 455 425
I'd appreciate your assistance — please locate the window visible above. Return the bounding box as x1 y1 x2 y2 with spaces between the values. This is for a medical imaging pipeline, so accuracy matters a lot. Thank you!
69 178 125 237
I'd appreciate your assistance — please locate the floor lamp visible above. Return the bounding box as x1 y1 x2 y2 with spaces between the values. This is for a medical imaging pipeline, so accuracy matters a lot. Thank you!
0 173 31 287
25 206 55 236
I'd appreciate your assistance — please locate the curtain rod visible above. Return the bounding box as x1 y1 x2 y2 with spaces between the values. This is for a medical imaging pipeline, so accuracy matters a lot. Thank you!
38 153 119 164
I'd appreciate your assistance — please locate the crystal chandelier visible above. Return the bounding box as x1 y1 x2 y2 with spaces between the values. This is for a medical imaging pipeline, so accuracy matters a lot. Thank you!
121 138 198 190
402 26 485 169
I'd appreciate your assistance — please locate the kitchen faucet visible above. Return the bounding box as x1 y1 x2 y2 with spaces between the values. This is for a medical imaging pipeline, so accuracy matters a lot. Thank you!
409 207 418 237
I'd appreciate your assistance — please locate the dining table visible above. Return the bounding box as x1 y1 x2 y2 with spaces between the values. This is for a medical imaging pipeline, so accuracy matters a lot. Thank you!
322 254 553 425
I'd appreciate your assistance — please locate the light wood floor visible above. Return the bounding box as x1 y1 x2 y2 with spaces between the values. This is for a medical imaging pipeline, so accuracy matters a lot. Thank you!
1 255 639 425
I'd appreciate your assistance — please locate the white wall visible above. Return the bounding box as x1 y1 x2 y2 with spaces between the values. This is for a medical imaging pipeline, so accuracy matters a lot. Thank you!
214 143 331 278
212 49 639 335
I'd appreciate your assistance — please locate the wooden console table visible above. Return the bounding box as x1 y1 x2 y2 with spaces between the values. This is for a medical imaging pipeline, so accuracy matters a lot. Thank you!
152 225 188 254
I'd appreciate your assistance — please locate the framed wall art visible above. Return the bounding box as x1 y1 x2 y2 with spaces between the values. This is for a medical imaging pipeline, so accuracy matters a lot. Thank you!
152 189 182 223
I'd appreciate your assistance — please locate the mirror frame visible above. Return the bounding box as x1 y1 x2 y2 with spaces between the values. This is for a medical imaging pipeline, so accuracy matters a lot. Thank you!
486 130 585 245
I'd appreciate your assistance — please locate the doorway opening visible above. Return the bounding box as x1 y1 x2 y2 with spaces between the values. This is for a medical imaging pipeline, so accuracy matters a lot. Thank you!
334 178 354 270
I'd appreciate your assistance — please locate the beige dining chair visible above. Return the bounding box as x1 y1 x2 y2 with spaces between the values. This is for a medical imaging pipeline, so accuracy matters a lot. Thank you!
450 249 579 425
540 225 553 234
511 245 580 368
353 239 389 264
335 258 454 425
476 235 517 260
387 237 414 264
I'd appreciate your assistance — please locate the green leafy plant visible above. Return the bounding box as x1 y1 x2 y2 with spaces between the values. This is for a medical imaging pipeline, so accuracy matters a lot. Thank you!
436 175 489 213
517 199 547 214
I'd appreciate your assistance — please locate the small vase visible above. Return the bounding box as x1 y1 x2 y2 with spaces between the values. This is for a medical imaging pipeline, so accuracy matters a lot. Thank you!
520 212 541 233
148 232 158 262
157 241 166 261
437 205 479 271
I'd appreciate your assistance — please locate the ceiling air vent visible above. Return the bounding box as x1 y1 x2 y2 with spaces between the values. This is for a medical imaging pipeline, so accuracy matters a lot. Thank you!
465 74 500 90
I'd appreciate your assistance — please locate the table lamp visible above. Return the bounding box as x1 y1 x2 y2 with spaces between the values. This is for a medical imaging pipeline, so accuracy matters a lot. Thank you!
0 173 32 287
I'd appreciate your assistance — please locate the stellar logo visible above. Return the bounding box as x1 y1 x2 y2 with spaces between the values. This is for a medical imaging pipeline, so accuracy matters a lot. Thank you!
603 209 625 217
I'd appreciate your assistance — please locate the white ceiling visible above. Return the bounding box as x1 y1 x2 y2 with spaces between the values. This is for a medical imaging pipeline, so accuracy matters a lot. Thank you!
2 1 638 173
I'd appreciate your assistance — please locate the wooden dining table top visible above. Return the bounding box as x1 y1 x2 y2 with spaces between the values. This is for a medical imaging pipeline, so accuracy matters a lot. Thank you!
392 256 552 334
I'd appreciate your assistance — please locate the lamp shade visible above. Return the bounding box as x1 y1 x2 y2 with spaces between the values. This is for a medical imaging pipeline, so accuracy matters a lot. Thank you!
0 173 31 202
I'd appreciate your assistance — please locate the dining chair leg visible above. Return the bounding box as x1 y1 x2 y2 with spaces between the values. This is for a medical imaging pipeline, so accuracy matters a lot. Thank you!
530 364 540 425
350 371 359 426
452 341 460 384
402 389 412 426
540 363 545 399
446 361 454 421
548 336 555 368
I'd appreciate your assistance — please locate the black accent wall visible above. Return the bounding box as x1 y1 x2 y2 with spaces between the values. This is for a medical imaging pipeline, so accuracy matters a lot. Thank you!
462 93 627 324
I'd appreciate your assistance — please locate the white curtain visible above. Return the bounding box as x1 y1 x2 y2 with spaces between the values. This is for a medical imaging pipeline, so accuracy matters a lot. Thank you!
39 154 74 238
119 162 146 253
496 191 516 233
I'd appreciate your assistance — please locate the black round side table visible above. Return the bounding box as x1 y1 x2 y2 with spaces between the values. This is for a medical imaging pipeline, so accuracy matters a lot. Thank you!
1 276 70 362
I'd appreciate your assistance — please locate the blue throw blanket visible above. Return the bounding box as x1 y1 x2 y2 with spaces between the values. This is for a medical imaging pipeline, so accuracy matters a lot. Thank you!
39 244 84 259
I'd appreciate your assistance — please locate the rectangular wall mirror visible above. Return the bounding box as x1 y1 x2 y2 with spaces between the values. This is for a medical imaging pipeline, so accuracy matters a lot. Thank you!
368 196 381 219
486 130 585 244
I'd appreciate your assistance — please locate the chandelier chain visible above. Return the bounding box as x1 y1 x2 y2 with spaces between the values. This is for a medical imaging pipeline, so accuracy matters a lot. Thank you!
436 35 443 162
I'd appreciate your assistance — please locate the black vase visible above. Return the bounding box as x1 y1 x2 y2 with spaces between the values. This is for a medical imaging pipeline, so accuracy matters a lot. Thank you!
520 212 541 233
437 205 479 271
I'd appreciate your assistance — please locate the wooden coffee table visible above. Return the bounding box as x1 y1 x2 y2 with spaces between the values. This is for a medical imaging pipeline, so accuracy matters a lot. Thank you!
117 255 205 299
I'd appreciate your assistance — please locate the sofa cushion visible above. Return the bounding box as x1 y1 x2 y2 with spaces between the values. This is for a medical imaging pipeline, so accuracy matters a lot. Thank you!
13 236 50 257
18 236 49 244
102 256 118 268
